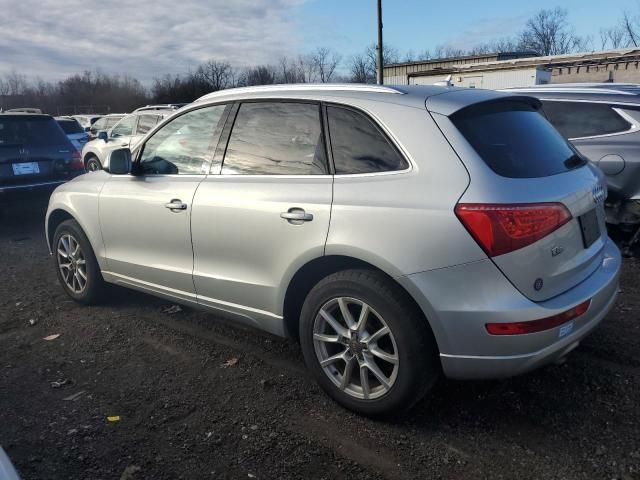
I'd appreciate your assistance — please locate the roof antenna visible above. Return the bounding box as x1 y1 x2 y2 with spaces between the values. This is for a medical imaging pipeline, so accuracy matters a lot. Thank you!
434 75 454 87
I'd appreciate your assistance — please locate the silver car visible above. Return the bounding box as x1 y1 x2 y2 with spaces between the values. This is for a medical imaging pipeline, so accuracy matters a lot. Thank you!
82 110 173 171
45 84 621 416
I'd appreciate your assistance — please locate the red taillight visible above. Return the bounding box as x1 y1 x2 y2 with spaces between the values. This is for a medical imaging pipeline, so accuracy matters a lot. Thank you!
71 150 84 170
455 203 572 257
486 300 591 335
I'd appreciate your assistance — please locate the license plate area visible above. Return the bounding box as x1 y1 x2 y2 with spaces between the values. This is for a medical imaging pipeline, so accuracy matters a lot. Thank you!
12 162 40 175
578 208 600 248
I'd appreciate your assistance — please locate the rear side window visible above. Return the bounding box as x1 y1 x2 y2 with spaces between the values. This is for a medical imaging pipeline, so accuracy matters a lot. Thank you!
452 101 585 178
57 119 84 134
222 102 327 175
541 101 631 138
0 117 67 147
105 116 123 129
327 106 408 174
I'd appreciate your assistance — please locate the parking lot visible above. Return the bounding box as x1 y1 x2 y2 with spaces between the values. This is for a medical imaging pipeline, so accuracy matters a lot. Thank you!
0 199 638 480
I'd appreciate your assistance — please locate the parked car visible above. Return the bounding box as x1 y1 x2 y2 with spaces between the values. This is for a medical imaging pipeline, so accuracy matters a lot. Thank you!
0 113 84 199
134 103 187 112
55 116 89 152
0 447 20 480
72 114 102 131
81 110 173 171
503 83 640 254
46 84 621 416
88 114 125 140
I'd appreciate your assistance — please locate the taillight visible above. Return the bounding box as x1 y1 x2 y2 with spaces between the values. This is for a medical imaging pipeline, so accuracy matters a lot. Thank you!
71 150 84 171
486 300 590 335
455 203 572 257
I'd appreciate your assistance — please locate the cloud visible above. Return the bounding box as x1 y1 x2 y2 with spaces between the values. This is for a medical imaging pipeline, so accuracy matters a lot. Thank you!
0 0 307 83
446 14 528 50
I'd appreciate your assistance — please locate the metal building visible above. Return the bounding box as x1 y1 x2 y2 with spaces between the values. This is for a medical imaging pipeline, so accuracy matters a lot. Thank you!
383 48 640 88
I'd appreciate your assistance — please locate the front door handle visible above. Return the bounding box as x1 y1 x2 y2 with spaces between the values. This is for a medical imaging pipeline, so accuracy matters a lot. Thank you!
281 208 313 224
165 199 188 211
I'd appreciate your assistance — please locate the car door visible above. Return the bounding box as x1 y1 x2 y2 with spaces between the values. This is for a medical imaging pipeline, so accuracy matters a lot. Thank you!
191 101 333 334
99 104 228 303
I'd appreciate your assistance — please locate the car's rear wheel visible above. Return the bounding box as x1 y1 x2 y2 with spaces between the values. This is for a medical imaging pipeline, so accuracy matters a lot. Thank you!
299 269 440 417
85 155 102 172
53 219 105 304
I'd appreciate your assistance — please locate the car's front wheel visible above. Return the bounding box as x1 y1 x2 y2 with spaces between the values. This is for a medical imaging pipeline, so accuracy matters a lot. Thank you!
299 269 440 417
53 219 105 304
85 155 102 172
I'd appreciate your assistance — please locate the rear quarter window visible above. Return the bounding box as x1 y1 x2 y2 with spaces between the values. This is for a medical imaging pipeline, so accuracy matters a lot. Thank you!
541 100 631 138
452 100 585 179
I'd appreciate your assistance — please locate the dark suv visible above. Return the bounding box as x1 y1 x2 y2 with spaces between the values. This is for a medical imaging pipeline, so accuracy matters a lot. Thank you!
0 113 85 199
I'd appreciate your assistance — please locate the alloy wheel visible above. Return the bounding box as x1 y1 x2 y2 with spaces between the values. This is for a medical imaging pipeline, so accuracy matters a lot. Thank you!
313 297 399 400
57 234 87 294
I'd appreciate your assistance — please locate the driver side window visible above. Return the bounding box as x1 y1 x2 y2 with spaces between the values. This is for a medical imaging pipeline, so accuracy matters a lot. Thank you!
138 105 226 175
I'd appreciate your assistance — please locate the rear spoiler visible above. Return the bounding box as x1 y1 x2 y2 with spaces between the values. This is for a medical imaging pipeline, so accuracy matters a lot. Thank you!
426 89 541 116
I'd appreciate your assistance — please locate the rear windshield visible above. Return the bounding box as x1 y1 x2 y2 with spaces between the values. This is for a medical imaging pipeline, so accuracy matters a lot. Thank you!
0 116 68 147
57 119 84 134
452 101 586 178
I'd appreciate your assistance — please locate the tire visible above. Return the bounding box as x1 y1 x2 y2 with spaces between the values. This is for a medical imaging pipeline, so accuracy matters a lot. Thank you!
53 219 105 304
85 155 102 172
299 269 440 417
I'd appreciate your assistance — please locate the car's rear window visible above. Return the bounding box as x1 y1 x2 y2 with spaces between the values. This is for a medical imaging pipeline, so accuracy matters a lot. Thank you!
0 116 69 147
57 119 84 134
452 100 586 178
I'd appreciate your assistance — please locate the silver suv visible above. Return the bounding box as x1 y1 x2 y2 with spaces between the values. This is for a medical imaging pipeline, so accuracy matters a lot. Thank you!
46 84 621 416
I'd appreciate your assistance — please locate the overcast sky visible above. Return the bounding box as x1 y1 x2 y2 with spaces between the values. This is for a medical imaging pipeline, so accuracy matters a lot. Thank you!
0 0 637 84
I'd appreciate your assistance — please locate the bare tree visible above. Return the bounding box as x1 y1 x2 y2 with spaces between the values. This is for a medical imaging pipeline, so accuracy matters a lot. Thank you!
348 53 371 83
4 70 28 96
312 47 342 83
518 7 584 56
241 65 277 86
296 54 317 83
600 26 627 49
196 60 234 91
622 11 639 47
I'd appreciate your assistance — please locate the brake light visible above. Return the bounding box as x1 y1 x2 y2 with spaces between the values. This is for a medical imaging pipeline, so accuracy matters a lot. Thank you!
486 300 591 335
455 203 572 257
71 150 84 171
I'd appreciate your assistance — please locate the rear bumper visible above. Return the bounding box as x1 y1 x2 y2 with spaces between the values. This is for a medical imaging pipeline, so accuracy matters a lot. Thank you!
399 237 621 380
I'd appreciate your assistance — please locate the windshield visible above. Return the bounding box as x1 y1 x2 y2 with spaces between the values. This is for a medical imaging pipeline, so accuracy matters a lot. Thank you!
452 100 586 178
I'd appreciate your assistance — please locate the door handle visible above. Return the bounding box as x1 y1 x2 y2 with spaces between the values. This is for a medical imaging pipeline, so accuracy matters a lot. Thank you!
165 199 187 211
281 208 313 224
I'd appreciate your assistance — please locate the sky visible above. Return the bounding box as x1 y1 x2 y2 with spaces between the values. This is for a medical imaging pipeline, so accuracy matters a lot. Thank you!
0 0 638 84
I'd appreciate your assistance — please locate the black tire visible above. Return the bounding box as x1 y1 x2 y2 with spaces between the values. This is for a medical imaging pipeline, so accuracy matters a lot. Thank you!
299 269 440 417
53 219 105 304
85 155 102 172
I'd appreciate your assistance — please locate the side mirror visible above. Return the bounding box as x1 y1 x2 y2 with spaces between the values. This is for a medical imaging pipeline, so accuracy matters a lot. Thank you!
107 148 132 175
84 126 91 132
98 131 108 142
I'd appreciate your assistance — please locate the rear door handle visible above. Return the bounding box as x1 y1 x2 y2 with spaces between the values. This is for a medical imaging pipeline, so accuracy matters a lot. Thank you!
165 199 187 211
281 208 313 224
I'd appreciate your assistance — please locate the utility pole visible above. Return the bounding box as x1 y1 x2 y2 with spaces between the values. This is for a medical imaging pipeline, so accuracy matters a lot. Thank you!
376 0 384 85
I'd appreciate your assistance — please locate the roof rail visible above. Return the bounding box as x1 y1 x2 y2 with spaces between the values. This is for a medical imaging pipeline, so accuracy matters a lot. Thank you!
196 83 404 103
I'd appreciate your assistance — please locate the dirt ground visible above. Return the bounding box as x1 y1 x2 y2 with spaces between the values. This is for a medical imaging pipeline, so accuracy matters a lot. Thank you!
0 198 639 480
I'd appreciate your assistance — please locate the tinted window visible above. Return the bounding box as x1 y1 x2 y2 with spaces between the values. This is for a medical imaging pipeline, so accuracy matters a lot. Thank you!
136 114 159 135
139 106 225 175
542 101 631 138
453 101 585 178
57 119 84 134
327 106 407 174
111 115 135 137
222 102 327 175
0 116 68 147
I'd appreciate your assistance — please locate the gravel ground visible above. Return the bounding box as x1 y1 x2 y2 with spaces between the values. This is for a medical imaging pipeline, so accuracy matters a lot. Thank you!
0 199 639 480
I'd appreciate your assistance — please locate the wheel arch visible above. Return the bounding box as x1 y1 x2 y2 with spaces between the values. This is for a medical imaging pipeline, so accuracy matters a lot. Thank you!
282 255 439 351
47 208 76 250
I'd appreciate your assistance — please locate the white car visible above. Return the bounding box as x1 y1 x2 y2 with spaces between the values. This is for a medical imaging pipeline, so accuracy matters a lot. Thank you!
81 110 173 171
